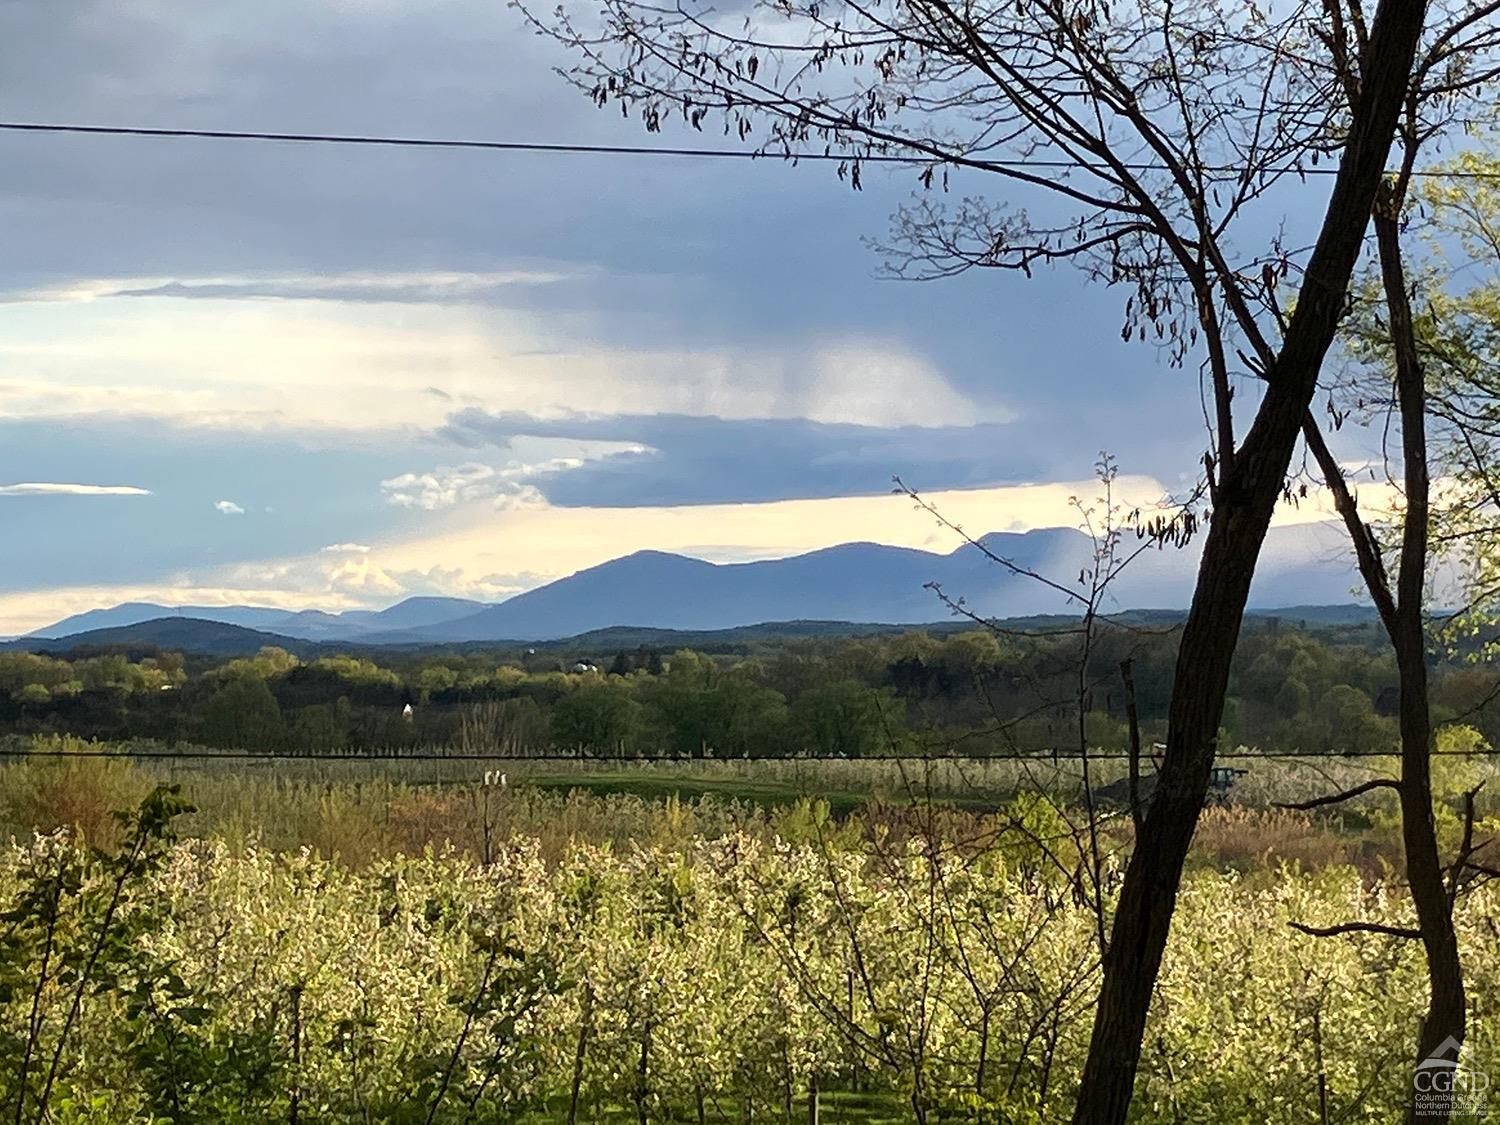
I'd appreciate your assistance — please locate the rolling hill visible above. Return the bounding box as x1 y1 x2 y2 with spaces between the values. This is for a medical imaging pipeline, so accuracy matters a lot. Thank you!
28 596 490 642
13 617 326 658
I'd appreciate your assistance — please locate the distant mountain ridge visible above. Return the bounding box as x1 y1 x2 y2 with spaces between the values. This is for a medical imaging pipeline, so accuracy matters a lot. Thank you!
22 523 1366 646
7 603 1383 659
18 618 327 658
30 595 491 642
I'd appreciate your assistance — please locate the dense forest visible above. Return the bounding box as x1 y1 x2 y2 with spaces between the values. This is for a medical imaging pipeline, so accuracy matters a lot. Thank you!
3 617 1497 757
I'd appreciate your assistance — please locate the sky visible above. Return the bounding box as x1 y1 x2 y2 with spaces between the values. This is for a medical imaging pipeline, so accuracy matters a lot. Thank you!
0 0 1378 635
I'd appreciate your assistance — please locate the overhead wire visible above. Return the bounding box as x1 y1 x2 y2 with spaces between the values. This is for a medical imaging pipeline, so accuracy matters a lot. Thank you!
4 120 1500 179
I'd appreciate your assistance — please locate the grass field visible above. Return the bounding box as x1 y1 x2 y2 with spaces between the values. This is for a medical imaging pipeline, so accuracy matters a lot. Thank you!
144 747 1498 819
5 737 1497 875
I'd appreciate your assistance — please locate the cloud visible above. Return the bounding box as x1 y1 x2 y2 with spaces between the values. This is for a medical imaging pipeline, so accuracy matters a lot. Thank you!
379 462 551 511
381 445 650 511
214 499 246 515
0 287 1006 435
0 482 151 497
437 409 1034 506
98 269 574 305
321 542 372 554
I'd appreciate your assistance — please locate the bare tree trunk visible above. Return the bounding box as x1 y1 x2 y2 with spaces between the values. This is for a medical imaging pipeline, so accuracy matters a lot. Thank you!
289 985 303 1125
783 1040 794 1121
1070 5 1428 1118
567 986 593 1125
1313 1006 1331 1125
976 1006 991 1096
1374 191 1466 1122
634 1017 651 1125
1303 181 1468 1123
1120 660 1145 836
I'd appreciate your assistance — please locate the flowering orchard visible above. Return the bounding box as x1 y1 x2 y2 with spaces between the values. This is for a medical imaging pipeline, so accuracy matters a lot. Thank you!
1 790 1494 1123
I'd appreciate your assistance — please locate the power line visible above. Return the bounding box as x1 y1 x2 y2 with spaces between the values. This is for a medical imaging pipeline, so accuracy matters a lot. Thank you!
1 120 832 161
3 119 1499 180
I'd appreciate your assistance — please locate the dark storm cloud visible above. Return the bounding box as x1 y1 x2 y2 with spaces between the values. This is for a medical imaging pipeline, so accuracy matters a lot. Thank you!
0 0 1235 613
438 408 1040 506
0 0 1191 419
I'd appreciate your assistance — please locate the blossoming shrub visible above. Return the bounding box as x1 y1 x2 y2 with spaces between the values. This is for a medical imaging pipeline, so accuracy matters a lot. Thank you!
0 821 1494 1122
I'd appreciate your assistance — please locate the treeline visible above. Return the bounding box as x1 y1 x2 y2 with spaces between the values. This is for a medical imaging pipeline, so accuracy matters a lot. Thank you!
1 619 1496 755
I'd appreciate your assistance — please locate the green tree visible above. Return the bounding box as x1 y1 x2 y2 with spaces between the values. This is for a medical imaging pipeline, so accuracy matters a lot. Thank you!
288 704 347 752
310 655 402 690
1320 684 1395 754
1337 149 1500 1084
551 685 643 753
1273 678 1311 721
788 681 898 758
200 676 285 750
937 631 1005 685
645 675 790 757
417 664 459 700
210 646 301 683
0 654 73 698
1403 153 1500 648
14 683 51 707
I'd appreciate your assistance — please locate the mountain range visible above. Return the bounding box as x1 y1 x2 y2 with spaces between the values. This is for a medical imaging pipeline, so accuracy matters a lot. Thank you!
19 523 1365 649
